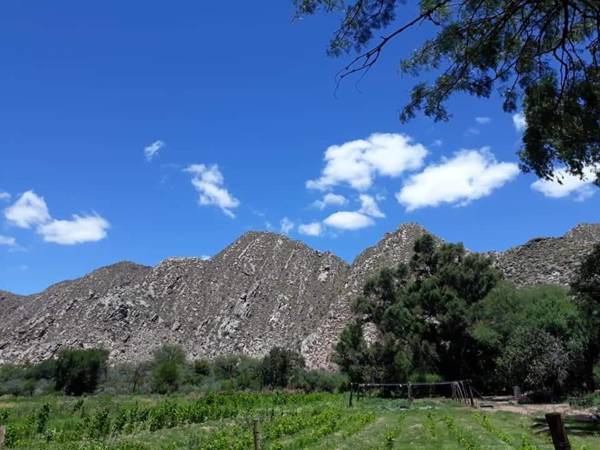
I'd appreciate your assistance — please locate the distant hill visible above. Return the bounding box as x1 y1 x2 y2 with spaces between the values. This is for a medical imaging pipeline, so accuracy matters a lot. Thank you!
1 223 599 369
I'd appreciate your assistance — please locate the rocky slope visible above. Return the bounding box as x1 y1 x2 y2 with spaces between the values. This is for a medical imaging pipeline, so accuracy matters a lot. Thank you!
1 223 598 368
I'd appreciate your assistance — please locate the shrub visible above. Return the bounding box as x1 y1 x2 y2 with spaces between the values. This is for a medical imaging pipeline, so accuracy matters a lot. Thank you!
55 348 109 395
193 359 211 378
594 363 600 387
261 347 305 389
150 345 187 394
292 370 347 392
27 359 57 381
151 361 181 394
101 362 151 394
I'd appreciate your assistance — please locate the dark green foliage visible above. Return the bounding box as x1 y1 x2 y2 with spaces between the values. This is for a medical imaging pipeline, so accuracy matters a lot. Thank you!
26 359 57 381
193 359 211 377
295 0 600 184
571 243 600 389
475 282 586 394
497 328 572 395
150 345 187 394
55 348 109 396
35 403 50 434
261 347 306 388
335 235 501 386
334 234 589 395
333 321 371 384
292 369 347 392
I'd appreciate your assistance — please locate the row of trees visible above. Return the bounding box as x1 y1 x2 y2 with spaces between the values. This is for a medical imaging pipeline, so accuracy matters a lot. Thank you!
0 345 345 397
334 235 600 397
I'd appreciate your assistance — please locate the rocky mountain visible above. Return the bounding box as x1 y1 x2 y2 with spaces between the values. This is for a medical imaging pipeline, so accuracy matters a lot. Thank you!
1 223 599 369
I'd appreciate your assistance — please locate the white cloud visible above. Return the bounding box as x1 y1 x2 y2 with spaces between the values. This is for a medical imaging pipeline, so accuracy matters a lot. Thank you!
396 149 519 211
185 164 240 218
323 211 374 230
512 112 527 132
37 214 110 245
144 140 165 161
307 133 428 191
432 139 443 147
298 222 324 236
312 193 348 210
475 116 491 125
358 194 385 218
4 191 51 228
200 255 211 261
531 167 597 201
0 192 10 201
280 217 294 234
0 235 16 246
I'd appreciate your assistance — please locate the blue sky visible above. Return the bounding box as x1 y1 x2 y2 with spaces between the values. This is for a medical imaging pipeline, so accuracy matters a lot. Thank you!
1 2 597 295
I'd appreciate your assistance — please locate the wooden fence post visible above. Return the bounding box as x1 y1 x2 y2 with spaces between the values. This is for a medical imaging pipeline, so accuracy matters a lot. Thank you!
252 419 261 450
407 382 413 402
467 382 475 407
545 413 571 450
348 384 354 408
0 425 5 448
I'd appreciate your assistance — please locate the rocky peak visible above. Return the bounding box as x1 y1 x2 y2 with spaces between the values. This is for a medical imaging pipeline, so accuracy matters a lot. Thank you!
1 222 599 368
494 224 600 286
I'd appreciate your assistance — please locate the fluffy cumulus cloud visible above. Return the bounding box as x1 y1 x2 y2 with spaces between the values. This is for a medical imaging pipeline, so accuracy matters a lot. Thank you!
312 193 348 210
298 222 324 237
475 116 491 125
323 211 374 231
3 191 110 245
144 140 165 161
396 149 520 211
0 192 10 201
307 133 428 191
512 112 527 132
37 215 110 245
280 217 294 234
4 191 51 228
531 167 598 201
358 194 385 218
185 164 240 218
0 234 16 246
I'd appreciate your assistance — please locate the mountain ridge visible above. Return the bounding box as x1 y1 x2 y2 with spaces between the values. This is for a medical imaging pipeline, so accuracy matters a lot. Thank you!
1 222 599 368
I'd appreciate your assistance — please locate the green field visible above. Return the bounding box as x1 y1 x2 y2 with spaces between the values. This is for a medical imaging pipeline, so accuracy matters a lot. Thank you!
0 393 599 449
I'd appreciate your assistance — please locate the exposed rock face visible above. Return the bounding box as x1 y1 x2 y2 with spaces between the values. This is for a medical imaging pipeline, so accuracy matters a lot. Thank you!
0 223 598 368
494 224 600 285
301 223 430 368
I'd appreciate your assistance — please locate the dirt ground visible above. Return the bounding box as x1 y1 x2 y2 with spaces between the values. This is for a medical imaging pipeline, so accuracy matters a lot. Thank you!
480 397 597 417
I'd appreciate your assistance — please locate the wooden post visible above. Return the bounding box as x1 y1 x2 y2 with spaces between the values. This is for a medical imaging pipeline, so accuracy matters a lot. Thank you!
252 419 261 450
348 384 354 408
0 425 5 448
407 382 413 402
467 382 475 408
545 413 571 450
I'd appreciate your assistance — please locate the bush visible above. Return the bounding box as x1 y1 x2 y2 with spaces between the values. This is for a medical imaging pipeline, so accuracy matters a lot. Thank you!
101 362 151 394
193 359 211 378
593 363 600 388
292 370 347 392
150 345 186 394
55 348 109 395
151 361 181 394
261 347 305 389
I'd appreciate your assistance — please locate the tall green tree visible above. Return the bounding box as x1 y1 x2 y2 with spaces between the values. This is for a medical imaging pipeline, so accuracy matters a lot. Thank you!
472 282 586 393
261 347 305 388
335 234 502 386
294 0 600 184
571 243 600 389
55 348 108 396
